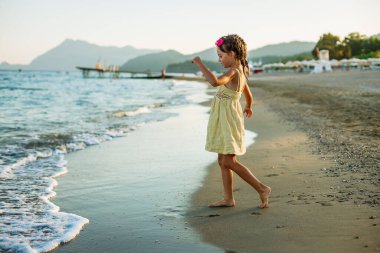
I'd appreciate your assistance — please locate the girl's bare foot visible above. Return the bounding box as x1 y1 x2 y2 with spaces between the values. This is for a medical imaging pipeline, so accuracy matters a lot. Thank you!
208 199 235 208
258 186 271 208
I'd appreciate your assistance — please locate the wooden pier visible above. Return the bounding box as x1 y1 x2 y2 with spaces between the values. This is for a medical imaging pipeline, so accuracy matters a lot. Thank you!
76 66 173 79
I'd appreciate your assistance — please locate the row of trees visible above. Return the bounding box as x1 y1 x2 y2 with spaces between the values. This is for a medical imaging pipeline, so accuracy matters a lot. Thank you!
312 32 380 60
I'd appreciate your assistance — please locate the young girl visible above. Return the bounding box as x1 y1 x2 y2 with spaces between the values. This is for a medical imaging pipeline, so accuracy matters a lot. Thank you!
192 34 271 209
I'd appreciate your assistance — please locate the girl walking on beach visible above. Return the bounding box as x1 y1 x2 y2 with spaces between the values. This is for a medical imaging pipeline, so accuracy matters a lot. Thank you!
192 34 271 208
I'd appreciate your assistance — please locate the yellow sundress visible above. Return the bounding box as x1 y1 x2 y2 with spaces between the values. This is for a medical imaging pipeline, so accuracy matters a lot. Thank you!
205 68 246 155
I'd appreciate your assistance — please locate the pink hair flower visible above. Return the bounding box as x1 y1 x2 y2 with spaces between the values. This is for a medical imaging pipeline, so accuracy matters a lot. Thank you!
215 38 224 46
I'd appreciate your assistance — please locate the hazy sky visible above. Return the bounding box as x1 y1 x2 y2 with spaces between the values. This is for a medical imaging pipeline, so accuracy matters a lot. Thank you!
1 0 379 64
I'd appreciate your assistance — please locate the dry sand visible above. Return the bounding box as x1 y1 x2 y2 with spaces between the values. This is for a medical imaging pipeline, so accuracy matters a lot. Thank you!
252 70 379 206
187 70 380 252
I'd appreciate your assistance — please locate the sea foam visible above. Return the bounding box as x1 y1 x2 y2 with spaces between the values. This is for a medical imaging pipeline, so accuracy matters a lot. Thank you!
0 151 89 253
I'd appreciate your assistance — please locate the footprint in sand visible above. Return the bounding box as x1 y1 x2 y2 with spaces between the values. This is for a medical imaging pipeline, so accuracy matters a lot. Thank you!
195 214 221 218
316 201 334 206
265 174 279 177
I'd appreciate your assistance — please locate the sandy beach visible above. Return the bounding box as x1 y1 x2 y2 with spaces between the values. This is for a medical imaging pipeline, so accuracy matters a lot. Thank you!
187 70 380 252
252 70 379 206
50 71 380 252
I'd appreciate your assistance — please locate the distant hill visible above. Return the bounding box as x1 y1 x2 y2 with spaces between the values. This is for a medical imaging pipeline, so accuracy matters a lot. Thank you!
372 33 380 39
120 50 187 72
0 39 317 72
166 50 315 73
193 42 316 61
188 48 218 62
120 41 316 72
252 51 314 64
248 41 316 58
120 47 218 72
167 60 225 73
0 39 161 71
0 61 27 70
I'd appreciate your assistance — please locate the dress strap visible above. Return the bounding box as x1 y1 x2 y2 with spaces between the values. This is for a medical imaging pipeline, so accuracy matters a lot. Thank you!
234 68 241 92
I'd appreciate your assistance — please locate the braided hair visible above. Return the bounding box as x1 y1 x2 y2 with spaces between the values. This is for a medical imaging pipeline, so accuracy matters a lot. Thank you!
216 34 250 80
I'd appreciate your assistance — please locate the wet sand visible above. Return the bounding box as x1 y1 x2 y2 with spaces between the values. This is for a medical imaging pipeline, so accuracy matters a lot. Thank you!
53 105 224 253
187 70 380 252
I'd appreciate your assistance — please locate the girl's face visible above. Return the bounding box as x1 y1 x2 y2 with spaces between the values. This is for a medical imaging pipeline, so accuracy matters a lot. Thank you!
217 47 236 68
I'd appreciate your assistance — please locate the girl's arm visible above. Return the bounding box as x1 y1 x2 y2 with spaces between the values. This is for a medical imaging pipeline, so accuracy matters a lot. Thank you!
192 57 235 87
242 83 253 118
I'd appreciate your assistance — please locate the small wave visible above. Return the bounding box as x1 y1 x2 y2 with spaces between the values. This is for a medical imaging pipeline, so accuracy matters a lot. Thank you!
0 151 89 253
24 133 73 149
111 104 164 118
0 129 131 251
0 86 43 91
0 153 37 179
113 107 151 118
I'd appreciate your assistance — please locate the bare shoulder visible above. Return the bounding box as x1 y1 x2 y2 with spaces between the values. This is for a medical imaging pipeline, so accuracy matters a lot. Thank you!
214 68 238 87
222 68 237 78
224 69 240 89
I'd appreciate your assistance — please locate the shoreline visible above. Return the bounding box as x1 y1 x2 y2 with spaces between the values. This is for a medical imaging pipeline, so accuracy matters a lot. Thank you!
186 70 380 252
49 71 380 252
52 103 225 253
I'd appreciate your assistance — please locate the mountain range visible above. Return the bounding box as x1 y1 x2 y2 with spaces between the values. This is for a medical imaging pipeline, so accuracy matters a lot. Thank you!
1 39 317 71
0 39 161 71
120 41 316 72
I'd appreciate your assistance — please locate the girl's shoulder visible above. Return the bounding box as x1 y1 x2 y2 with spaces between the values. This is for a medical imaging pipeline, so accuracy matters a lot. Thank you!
223 68 244 92
223 68 238 77
223 68 241 81
226 67 243 77
229 67 244 83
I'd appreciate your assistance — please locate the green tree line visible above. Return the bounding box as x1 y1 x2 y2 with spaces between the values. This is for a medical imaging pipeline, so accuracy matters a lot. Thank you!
251 51 314 64
312 32 380 60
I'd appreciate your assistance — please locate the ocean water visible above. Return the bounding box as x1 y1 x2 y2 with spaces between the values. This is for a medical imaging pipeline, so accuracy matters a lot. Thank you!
0 70 210 252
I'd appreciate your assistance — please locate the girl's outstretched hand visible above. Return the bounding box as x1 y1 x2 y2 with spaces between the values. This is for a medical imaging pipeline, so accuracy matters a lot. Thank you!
244 107 253 118
192 56 201 65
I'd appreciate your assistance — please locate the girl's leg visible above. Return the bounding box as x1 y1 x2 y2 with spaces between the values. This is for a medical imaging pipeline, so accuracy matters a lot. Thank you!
224 154 271 208
209 154 235 207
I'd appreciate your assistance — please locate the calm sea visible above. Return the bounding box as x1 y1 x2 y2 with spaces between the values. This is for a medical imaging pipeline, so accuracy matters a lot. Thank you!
0 70 208 252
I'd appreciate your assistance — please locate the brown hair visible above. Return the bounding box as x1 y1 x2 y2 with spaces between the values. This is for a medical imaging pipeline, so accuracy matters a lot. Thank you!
217 34 250 79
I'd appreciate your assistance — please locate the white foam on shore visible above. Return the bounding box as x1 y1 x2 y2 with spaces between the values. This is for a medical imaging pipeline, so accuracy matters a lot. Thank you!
112 106 152 118
0 153 37 179
0 151 89 253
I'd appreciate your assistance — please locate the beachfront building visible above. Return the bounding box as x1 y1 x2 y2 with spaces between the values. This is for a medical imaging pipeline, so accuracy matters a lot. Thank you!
311 49 332 74
261 55 380 73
